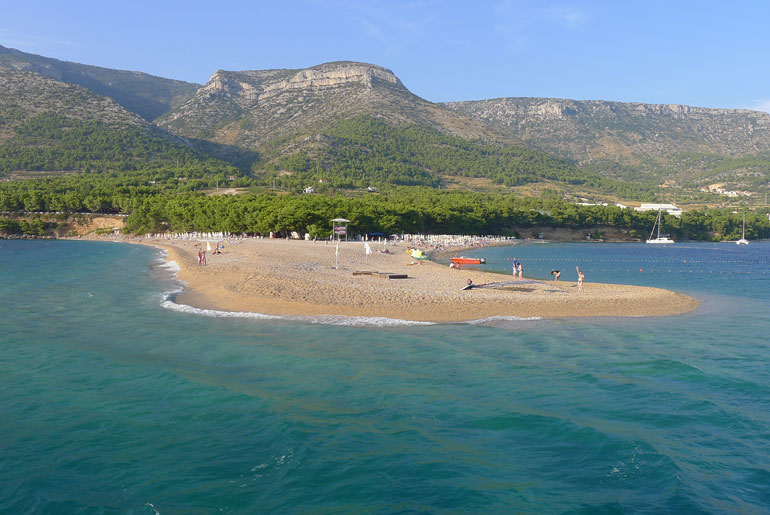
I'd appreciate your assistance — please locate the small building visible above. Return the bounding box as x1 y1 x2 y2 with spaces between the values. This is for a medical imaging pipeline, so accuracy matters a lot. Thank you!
367 186 378 193
319 179 329 184
303 186 315 194
634 203 682 218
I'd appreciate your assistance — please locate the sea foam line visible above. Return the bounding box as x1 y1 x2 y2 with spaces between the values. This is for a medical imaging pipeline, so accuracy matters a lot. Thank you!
160 295 434 327
153 251 537 327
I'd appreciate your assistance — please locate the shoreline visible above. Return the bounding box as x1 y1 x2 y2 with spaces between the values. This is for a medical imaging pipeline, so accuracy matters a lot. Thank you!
134 238 699 323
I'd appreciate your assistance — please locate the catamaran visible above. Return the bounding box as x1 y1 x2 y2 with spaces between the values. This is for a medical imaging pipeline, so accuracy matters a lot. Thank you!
646 209 675 244
737 214 749 245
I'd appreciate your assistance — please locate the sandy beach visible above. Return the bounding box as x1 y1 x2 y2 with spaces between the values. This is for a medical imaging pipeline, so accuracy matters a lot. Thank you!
141 238 699 323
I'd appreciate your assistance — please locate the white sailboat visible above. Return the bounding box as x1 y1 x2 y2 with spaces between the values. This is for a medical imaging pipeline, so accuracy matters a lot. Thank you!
646 209 675 244
737 214 749 245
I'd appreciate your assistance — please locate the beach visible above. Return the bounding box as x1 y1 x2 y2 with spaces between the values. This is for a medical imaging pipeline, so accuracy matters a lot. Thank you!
150 238 699 322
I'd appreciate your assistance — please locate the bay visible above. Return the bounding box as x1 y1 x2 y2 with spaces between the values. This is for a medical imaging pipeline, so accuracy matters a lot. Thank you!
1 240 768 513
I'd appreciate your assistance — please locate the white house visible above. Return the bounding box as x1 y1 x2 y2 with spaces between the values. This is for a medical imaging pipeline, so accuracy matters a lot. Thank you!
634 203 682 217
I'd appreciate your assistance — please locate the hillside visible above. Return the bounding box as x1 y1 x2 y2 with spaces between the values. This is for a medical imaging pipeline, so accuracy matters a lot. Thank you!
2 45 769 201
0 70 148 133
157 61 506 148
443 97 770 192
0 45 199 121
0 70 236 175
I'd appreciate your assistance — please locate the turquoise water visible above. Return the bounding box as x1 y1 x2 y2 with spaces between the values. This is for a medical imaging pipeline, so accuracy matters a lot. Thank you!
1 240 769 513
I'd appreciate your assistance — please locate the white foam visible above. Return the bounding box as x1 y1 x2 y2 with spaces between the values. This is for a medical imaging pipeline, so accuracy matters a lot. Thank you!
465 315 542 324
152 249 539 327
156 259 180 274
160 297 434 326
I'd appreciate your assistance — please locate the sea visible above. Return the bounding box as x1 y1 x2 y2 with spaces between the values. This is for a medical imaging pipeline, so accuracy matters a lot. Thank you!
1 239 768 513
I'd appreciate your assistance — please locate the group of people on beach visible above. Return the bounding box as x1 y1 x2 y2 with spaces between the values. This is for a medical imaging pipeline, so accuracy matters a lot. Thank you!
549 266 584 292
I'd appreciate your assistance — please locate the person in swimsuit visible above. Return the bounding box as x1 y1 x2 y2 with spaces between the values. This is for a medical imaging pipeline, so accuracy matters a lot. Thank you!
551 269 561 281
576 266 585 293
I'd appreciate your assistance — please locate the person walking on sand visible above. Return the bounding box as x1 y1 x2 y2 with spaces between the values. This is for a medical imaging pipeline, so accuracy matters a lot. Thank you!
576 266 585 293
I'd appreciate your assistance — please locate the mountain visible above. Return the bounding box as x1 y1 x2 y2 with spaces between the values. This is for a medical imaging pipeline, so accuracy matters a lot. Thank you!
0 70 148 132
157 61 504 148
0 70 235 175
442 97 770 190
3 45 769 199
0 45 199 121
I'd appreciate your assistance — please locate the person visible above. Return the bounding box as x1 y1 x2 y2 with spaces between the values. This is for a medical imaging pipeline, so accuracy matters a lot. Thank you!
201 250 207 266
551 269 561 281
462 278 475 290
576 266 584 293
197 250 203 265
516 261 524 279
512 257 519 277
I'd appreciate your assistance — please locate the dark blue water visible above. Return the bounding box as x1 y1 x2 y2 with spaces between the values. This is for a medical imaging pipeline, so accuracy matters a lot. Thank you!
1 240 769 513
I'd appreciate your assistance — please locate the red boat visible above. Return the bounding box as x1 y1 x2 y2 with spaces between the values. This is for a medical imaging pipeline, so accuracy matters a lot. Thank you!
450 257 486 265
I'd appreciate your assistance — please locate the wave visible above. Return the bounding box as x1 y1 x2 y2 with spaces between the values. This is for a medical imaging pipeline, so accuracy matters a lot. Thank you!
160 294 543 327
152 249 539 328
466 315 542 324
160 295 434 327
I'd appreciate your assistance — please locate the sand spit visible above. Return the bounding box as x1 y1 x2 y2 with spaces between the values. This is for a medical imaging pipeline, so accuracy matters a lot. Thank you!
139 238 699 323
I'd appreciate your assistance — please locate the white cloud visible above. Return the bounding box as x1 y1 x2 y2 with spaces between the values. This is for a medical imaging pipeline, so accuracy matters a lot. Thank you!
493 1 589 52
316 0 438 49
544 6 588 29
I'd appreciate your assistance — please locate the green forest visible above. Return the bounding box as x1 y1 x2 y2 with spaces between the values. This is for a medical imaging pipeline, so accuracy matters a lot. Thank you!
0 112 240 175
2 175 768 241
1 112 766 241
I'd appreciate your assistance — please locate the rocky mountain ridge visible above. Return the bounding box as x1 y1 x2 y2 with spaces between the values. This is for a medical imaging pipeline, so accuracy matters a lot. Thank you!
443 97 770 162
0 45 199 121
158 61 504 148
2 44 769 196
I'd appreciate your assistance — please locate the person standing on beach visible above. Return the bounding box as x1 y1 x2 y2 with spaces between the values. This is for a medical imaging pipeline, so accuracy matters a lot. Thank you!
576 266 585 293
513 257 519 278
197 250 202 265
201 250 207 266
517 261 524 279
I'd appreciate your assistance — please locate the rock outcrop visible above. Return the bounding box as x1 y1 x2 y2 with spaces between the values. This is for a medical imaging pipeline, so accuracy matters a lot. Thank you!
158 61 501 148
442 97 770 161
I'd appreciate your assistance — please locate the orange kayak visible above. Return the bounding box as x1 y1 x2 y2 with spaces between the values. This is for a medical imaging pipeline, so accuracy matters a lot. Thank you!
450 257 486 265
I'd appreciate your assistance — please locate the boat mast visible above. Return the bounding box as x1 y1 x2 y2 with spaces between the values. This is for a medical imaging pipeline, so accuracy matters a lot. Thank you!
741 213 746 240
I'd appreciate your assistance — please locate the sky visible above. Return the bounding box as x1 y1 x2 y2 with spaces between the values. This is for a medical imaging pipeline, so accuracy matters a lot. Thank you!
2 1 770 112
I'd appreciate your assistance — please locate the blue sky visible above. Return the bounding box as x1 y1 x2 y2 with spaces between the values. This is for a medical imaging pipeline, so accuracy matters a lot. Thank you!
3 1 769 111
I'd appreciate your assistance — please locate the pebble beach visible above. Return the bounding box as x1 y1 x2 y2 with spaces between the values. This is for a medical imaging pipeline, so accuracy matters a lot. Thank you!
150 238 699 322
